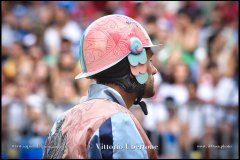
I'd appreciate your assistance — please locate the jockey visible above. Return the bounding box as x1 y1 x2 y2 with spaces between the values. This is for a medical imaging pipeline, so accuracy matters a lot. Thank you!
43 14 162 159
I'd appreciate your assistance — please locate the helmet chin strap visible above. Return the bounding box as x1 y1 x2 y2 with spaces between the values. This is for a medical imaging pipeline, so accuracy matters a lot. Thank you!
134 88 148 115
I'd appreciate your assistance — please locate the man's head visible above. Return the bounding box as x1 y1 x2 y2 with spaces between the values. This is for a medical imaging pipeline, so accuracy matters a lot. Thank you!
75 14 161 99
89 48 157 98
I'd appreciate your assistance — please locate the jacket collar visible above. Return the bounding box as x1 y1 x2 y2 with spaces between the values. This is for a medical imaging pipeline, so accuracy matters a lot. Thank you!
86 83 127 107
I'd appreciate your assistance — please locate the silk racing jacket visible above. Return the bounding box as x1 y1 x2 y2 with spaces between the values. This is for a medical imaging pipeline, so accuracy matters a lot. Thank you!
43 84 157 159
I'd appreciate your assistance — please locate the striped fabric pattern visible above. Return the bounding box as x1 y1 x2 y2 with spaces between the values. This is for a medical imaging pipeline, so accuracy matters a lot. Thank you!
88 112 148 159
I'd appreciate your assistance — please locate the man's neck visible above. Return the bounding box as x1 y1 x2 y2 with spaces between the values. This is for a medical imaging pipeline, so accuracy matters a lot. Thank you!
107 84 137 109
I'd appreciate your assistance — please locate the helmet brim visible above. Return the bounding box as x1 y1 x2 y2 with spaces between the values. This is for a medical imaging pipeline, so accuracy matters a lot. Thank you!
145 44 164 53
75 72 97 79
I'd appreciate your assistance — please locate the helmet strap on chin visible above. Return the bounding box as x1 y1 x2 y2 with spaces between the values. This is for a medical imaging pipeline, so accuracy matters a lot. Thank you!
127 37 148 115
134 88 148 115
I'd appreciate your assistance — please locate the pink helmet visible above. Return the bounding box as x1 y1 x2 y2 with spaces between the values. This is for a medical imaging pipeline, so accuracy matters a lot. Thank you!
75 14 161 80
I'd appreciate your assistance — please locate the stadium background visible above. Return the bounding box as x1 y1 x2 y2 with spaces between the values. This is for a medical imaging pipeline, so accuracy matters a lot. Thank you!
1 1 238 159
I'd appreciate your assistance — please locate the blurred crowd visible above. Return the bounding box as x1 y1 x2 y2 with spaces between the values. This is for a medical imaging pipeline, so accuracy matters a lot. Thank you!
1 1 239 159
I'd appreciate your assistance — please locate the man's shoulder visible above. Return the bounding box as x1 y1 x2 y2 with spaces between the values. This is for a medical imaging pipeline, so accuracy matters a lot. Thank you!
62 99 129 130
60 99 130 146
63 99 129 123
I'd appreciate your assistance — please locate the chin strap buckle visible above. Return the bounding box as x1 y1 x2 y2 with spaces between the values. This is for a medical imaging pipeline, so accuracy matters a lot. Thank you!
134 100 148 115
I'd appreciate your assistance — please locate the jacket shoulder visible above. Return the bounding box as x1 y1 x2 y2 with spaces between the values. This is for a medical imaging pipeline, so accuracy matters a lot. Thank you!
60 99 128 158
